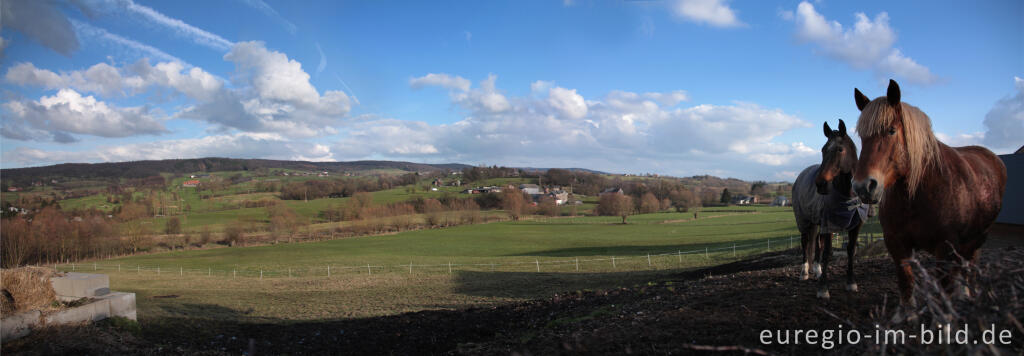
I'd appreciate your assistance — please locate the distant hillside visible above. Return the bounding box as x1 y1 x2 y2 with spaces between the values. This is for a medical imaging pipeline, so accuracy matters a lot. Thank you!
0 158 471 185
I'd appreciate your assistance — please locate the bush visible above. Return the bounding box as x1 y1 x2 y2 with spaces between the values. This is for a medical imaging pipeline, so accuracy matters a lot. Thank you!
222 223 246 247
165 217 181 235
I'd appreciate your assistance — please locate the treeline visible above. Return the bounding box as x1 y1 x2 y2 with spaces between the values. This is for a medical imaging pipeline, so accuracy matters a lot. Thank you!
1 207 118 267
461 166 521 182
278 174 420 200
319 192 483 227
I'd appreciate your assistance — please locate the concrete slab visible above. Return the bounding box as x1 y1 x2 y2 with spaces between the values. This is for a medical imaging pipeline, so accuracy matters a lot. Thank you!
44 299 111 325
51 273 109 301
1 310 40 341
101 292 137 321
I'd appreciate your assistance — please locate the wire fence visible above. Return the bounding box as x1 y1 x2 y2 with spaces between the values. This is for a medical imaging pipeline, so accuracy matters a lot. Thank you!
51 233 882 279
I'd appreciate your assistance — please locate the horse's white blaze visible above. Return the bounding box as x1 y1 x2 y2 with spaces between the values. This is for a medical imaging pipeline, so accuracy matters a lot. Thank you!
846 283 858 292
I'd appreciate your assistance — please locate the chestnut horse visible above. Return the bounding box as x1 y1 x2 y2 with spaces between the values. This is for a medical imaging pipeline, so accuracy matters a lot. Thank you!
852 80 1007 304
792 119 868 299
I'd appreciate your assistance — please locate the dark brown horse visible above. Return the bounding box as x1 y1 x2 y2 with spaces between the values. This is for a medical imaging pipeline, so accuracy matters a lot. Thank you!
792 119 867 298
852 80 1007 304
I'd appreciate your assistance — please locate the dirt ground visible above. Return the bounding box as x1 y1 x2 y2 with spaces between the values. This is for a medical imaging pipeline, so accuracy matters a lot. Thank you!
4 246 1023 355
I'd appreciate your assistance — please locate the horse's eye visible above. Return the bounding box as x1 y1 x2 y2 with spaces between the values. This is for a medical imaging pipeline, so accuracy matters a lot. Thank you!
888 127 896 136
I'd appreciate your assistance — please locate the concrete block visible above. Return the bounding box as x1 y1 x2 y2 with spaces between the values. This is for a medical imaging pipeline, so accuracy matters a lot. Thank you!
44 299 111 325
51 273 109 300
1 310 40 341
100 292 137 321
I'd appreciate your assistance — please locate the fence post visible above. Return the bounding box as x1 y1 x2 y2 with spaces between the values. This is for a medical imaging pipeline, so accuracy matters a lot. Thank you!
733 243 736 257
575 257 579 272
233 269 236 278
612 256 616 269
409 262 413 274
180 267 182 276
705 247 709 259
678 250 682 265
118 264 121 272
767 239 770 251
94 262 97 271
367 264 371 275
157 266 160 275
328 265 331 277
647 254 652 267
535 259 540 273
260 269 263 280
72 263 76 271
208 268 211 276
789 236 793 249
448 261 452 274
491 263 495 271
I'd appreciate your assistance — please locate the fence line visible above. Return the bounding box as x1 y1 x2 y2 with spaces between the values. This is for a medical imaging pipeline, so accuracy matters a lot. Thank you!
52 233 882 279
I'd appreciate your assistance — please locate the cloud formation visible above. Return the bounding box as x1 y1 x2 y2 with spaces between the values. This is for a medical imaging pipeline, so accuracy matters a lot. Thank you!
2 89 167 142
332 73 813 177
2 132 333 166
671 0 744 28
1 0 80 55
90 0 233 51
791 1 937 85
982 76 1024 151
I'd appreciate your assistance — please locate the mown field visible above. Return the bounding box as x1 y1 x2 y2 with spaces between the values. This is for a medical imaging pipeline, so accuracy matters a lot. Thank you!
66 206 883 323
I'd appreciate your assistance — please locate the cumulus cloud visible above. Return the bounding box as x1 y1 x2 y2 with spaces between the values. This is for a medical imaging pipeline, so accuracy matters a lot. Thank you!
5 41 351 139
1 89 167 142
790 1 937 85
2 132 333 167
337 74 813 178
410 73 471 92
0 0 80 55
982 76 1024 151
671 0 744 28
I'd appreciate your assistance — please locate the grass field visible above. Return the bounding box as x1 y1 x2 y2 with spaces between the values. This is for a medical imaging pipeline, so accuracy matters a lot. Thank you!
72 206 883 323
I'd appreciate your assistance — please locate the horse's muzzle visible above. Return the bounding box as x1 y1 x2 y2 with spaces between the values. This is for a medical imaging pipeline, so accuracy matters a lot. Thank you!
853 177 881 204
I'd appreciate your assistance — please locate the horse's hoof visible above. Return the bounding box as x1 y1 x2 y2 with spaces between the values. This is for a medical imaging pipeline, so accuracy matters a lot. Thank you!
812 263 822 278
800 273 809 281
817 290 830 299
846 283 858 292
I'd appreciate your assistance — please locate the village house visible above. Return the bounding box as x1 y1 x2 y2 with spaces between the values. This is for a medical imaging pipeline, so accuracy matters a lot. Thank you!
599 187 624 196
182 179 200 188
519 184 541 195
771 195 789 206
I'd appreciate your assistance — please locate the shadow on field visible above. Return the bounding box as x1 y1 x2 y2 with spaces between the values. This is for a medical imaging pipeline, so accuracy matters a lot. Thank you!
451 269 679 299
502 238 794 257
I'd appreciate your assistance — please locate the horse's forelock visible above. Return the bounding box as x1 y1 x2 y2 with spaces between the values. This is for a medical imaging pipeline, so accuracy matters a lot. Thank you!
855 99 939 197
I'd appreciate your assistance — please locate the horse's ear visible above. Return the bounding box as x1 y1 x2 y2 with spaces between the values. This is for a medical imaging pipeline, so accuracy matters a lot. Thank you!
854 88 870 111
886 79 900 106
837 119 847 136
823 121 833 138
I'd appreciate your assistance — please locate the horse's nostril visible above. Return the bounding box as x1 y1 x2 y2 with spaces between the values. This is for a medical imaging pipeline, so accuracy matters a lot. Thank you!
868 178 878 192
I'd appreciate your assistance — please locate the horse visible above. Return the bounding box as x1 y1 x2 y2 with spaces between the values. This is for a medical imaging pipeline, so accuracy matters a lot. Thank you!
792 119 869 299
851 79 1007 305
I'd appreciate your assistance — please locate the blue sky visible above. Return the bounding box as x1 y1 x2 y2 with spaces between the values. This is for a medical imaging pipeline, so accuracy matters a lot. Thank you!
1 0 1021 180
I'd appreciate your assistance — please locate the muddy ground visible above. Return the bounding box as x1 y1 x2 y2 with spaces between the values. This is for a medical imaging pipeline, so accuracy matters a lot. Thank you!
5 246 1023 355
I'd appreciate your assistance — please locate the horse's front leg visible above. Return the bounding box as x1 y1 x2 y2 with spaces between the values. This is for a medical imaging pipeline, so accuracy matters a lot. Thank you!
801 225 819 280
817 232 833 298
845 223 862 292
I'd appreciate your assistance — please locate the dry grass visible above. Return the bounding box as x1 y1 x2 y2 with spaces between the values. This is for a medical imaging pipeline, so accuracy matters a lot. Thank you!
0 266 60 317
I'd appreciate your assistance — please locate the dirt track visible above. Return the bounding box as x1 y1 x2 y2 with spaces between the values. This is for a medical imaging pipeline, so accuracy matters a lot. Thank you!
5 246 1023 355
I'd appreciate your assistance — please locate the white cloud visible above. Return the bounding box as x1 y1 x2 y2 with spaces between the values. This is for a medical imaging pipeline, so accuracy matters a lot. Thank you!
547 87 588 119
671 0 744 28
790 1 937 85
982 76 1024 151
2 132 333 166
5 42 352 139
336 74 813 178
410 73 471 92
0 0 80 55
2 89 167 142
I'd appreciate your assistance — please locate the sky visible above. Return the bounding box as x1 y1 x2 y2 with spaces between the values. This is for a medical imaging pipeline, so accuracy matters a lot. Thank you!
0 0 1021 181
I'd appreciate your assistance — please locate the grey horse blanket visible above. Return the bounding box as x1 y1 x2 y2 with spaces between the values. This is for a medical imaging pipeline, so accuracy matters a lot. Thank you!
793 165 869 234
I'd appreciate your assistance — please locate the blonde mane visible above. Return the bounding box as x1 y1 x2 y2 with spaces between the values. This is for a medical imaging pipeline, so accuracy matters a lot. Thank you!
855 99 941 196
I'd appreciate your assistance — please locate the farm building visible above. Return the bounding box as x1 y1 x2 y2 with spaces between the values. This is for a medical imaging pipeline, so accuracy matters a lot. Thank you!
771 195 789 206
600 187 624 196
996 148 1024 226
519 184 542 195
